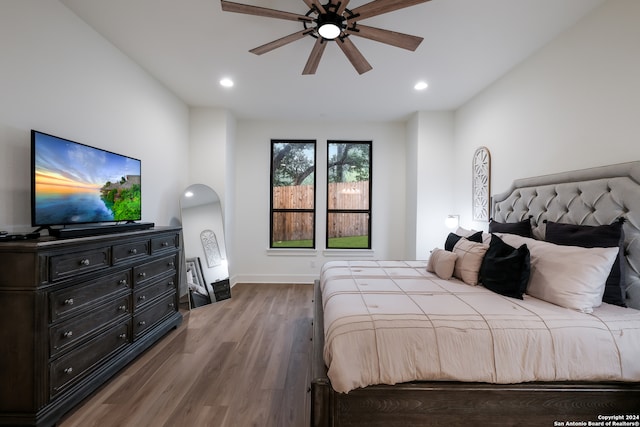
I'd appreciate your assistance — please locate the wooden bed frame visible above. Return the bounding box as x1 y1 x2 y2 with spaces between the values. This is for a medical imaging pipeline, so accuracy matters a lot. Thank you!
310 162 640 427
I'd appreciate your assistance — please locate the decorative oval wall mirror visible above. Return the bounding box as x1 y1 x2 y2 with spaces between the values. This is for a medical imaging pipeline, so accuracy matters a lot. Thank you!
180 184 229 309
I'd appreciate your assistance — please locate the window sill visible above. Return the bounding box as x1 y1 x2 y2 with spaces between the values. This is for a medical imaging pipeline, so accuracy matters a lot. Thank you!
322 249 375 258
266 248 317 257
265 248 375 258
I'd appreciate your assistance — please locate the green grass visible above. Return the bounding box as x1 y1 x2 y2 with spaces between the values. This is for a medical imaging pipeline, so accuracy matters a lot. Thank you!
328 235 369 249
272 239 313 248
271 235 369 249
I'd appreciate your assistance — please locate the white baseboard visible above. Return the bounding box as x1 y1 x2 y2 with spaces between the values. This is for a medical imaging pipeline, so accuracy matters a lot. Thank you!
230 273 317 285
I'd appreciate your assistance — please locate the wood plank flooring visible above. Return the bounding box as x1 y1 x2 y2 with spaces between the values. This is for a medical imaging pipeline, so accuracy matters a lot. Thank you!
59 283 314 427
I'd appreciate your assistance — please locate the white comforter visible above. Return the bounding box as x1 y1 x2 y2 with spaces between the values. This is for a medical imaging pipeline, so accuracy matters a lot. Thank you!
321 260 640 393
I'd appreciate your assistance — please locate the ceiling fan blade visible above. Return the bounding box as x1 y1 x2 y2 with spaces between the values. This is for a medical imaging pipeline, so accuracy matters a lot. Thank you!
221 1 312 22
249 29 313 55
350 0 431 21
336 37 373 74
303 38 328 75
346 24 423 51
336 0 351 15
302 0 326 14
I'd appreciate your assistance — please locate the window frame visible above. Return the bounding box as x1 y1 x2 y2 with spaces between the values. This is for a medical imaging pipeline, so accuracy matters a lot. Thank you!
326 140 372 250
269 139 317 249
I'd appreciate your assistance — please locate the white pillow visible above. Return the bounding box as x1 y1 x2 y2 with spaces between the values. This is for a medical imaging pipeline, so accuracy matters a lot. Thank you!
456 226 491 245
498 233 619 313
427 248 458 280
452 238 490 286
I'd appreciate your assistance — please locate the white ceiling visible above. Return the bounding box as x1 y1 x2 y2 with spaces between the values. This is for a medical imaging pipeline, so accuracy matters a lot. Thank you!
60 0 605 121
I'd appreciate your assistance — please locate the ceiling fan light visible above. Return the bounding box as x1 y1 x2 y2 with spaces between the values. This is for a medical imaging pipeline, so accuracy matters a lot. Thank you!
318 23 341 40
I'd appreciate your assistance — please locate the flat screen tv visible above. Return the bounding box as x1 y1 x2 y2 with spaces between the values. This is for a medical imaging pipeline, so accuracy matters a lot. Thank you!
31 130 142 229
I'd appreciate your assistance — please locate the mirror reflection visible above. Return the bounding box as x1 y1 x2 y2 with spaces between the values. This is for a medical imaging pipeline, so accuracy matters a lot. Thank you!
180 184 230 309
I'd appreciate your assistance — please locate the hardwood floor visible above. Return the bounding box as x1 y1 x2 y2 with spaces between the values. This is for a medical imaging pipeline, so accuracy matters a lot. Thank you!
59 283 314 427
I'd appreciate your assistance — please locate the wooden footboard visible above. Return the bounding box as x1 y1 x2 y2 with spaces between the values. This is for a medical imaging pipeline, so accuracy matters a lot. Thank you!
311 280 640 427
311 280 332 427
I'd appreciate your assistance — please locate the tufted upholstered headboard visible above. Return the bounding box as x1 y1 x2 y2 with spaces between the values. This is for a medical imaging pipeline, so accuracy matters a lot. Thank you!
492 161 640 310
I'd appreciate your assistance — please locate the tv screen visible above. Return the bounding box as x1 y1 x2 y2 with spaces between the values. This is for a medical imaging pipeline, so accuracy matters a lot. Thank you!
31 130 142 227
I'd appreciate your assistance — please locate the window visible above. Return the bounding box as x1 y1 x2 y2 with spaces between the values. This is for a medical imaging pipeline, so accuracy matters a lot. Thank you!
270 140 316 248
327 141 372 249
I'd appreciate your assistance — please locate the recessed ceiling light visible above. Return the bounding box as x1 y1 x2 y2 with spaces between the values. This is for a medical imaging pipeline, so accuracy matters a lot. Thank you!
185 191 194 197
414 81 428 91
220 78 234 88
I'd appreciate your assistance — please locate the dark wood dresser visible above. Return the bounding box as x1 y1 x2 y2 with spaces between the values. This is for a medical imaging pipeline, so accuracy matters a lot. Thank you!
0 226 183 426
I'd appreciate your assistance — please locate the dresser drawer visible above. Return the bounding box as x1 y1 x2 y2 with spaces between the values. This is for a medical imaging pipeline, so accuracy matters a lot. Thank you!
49 295 130 357
133 274 177 312
113 239 150 264
151 233 179 254
50 247 111 281
50 320 130 397
50 270 131 322
133 293 177 338
133 255 177 286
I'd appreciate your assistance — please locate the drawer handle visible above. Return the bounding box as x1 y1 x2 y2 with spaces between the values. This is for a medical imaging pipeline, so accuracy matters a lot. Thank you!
64 367 73 375
118 305 127 311
80 258 90 266
119 279 127 286
168 262 175 268
64 298 74 306
129 248 138 255
161 241 169 247
138 321 146 326
168 281 174 286
138 295 146 301
138 272 147 278
119 333 127 339
168 303 175 308
63 330 73 338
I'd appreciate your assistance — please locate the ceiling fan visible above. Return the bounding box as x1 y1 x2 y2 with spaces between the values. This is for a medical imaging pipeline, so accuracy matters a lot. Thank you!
220 0 431 75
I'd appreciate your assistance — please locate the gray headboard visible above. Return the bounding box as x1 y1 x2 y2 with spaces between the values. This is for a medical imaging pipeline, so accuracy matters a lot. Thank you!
492 161 640 310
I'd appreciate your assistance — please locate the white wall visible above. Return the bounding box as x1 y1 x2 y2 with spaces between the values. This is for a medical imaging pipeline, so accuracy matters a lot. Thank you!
223 114 237 284
187 108 236 280
232 119 407 284
188 108 233 203
0 1 189 232
453 0 640 231
406 112 455 259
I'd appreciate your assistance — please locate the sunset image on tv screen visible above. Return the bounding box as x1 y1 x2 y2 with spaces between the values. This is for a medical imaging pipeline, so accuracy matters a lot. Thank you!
33 132 141 225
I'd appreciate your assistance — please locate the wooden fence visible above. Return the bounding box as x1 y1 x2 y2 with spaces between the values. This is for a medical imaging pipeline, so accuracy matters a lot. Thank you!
272 181 369 242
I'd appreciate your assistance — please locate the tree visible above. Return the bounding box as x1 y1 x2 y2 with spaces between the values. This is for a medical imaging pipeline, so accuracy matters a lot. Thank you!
328 143 370 183
272 142 315 186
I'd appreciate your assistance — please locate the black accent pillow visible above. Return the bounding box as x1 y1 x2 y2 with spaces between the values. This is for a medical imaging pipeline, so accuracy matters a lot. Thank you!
444 231 483 251
488 217 532 238
545 219 626 307
479 234 531 299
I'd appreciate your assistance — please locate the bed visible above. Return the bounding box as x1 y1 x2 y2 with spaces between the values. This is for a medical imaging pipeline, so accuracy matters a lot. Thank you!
311 161 640 427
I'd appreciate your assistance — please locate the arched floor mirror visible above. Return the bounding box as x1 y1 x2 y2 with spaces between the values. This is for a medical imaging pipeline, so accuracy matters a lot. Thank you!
180 184 229 309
